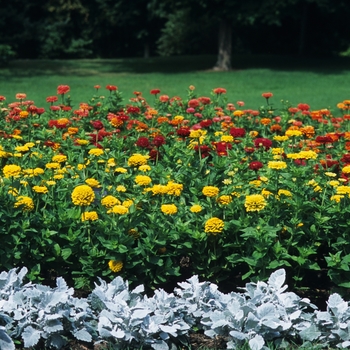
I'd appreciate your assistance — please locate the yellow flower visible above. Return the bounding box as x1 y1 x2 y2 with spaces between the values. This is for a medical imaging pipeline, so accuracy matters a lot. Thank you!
328 180 340 187
88 148 104 157
115 167 128 174
245 194 267 212
166 181 183 196
127 153 149 167
101 195 121 208
85 178 101 188
52 154 67 163
14 196 34 212
161 204 178 215
330 195 344 203
81 211 99 221
204 217 224 235
75 139 89 146
285 129 303 137
202 186 219 197
116 185 127 192
108 205 128 215
342 165 350 174
221 135 234 142
8 187 18 196
336 186 350 195
122 199 134 208
53 174 64 180
15 145 30 153
108 260 123 273
325 172 337 177
216 195 232 205
150 184 169 195
190 204 202 213
273 135 289 142
298 150 317 160
222 179 232 185
267 161 287 170
138 164 151 172
46 180 56 186
135 175 152 186
32 185 49 194
71 185 95 206
272 148 284 155
314 186 322 192
3 164 21 178
45 162 60 169
249 180 261 187
261 189 273 198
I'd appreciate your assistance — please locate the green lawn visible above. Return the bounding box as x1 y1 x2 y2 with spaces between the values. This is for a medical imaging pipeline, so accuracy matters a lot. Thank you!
0 54 349 113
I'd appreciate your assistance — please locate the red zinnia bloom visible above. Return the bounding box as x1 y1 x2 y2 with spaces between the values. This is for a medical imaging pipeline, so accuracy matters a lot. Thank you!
150 89 160 95
254 137 272 150
214 142 232 156
188 99 200 108
262 92 273 99
194 144 211 158
91 120 104 130
213 87 227 94
136 137 151 148
297 103 310 111
159 95 169 103
200 119 213 128
57 85 70 95
176 126 191 137
0 96 6 101
249 161 264 171
50 106 61 111
94 85 101 90
229 127 246 138
15 93 27 100
149 148 162 161
198 97 211 105
106 85 117 91
36 108 45 115
153 135 166 147
126 106 140 114
315 136 333 144
46 96 58 103
341 153 350 164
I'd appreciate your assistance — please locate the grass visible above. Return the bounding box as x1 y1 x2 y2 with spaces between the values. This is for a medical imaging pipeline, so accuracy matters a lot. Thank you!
0 54 350 112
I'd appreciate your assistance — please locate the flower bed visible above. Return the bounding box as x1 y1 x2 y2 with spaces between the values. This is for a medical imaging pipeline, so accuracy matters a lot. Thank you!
0 86 349 296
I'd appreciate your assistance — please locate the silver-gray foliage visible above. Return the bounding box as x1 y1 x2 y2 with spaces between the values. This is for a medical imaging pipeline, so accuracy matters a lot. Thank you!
0 267 350 349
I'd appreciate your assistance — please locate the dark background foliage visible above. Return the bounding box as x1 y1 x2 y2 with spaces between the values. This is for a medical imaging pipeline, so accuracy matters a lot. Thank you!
1 0 350 62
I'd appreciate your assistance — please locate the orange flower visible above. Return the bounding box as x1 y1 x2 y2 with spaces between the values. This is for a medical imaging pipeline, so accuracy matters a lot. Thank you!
15 93 27 100
157 117 169 124
260 118 271 125
109 117 123 128
270 124 282 132
300 125 315 138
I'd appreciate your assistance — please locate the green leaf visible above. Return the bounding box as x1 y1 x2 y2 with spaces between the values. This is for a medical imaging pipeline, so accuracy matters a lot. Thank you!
61 248 72 261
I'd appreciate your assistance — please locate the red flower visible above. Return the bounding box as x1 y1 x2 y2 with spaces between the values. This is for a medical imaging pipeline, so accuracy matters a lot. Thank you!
254 138 272 150
149 148 162 161
188 99 200 108
194 144 211 158
262 92 273 99
213 87 227 94
198 97 211 105
0 96 6 101
159 95 169 103
57 85 70 95
46 96 58 103
136 137 150 148
200 119 213 128
249 161 264 171
91 120 104 130
126 106 140 114
36 108 45 115
94 85 101 90
176 126 191 138
150 89 160 95
229 127 246 138
340 153 350 164
214 142 232 156
297 103 310 111
106 85 117 91
153 135 166 147
315 136 333 144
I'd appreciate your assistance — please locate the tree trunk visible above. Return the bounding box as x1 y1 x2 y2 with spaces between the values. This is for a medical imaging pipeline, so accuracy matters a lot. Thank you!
213 18 232 71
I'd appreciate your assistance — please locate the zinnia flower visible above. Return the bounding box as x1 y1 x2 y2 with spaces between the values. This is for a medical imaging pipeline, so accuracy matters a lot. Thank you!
202 186 219 197
81 211 99 221
161 204 178 215
135 175 152 186
216 195 232 205
71 185 95 206
244 194 267 212
32 185 49 194
88 148 104 157
190 204 202 213
57 85 70 95
268 161 287 170
204 217 224 235
85 178 100 188
109 205 128 215
3 164 21 178
128 153 149 167
108 260 123 272
14 196 34 212
101 195 120 208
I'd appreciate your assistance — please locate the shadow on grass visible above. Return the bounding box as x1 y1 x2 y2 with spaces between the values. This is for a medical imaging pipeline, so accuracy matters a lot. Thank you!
1 54 350 78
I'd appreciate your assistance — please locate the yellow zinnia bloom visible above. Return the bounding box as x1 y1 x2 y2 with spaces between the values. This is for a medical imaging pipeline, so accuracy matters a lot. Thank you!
88 148 104 157
190 204 202 213
85 178 101 188
3 164 21 178
101 195 121 208
267 161 287 170
161 204 178 215
127 153 149 167
244 194 267 212
108 260 123 273
204 217 224 235
14 196 34 212
71 185 95 206
32 185 49 194
52 154 67 163
135 175 152 186
108 205 128 215
216 195 233 205
202 186 219 197
81 211 99 221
